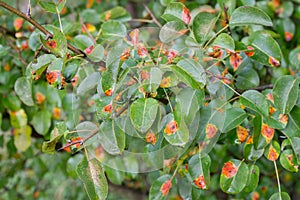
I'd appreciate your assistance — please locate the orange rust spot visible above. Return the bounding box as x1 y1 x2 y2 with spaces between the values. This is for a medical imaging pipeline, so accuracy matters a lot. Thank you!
164 120 178 135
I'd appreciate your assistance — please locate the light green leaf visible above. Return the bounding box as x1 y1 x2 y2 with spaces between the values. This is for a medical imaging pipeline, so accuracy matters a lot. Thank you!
77 157 108 200
98 120 125 155
172 58 206 89
77 72 100 96
212 33 235 52
192 12 218 44
159 21 187 43
100 6 131 22
248 31 281 67
101 21 127 41
14 125 32 152
130 98 159 133
273 75 299 114
14 77 34 106
269 192 291 200
229 6 272 26
9 109 27 128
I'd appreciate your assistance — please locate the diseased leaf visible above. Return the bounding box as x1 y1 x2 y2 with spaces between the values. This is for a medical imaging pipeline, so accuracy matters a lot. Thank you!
220 159 249 194
159 21 187 43
14 125 32 152
77 157 108 200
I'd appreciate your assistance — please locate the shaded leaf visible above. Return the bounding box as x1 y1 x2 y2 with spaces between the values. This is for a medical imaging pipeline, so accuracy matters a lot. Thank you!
130 98 159 133
32 110 52 135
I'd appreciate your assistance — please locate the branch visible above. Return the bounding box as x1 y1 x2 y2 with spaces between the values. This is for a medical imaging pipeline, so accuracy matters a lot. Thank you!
143 4 162 28
252 84 273 91
0 1 106 69
57 128 99 151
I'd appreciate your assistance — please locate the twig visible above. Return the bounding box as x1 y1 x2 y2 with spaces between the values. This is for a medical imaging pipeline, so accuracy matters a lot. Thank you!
274 161 282 200
57 128 99 151
143 4 162 28
56 6 63 33
130 18 153 23
0 1 106 69
203 24 228 49
26 0 31 18
252 84 273 91
4 34 28 65
205 70 231 83
80 16 96 44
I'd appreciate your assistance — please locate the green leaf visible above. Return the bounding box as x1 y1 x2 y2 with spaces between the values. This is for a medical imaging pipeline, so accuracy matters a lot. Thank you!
14 125 32 152
235 68 260 90
212 33 235 52
188 153 211 189
104 158 126 185
159 21 187 43
240 90 269 117
269 192 291 200
0 44 10 58
280 149 299 172
220 159 249 194
161 2 189 23
243 164 259 193
77 157 108 200
100 6 131 22
40 26 67 57
192 12 218 44
244 139 264 161
9 109 27 128
162 113 189 146
229 6 272 26
77 72 100 96
63 59 80 82
175 88 204 125
14 77 34 106
95 96 113 121
289 47 300 70
130 98 159 133
31 110 52 135
172 58 206 89
73 35 93 50
98 120 125 155
86 44 104 62
141 67 163 93
221 107 247 133
42 122 67 154
81 9 101 24
248 31 281 67
39 0 65 13
273 75 299 114
149 174 173 200
264 140 281 161
30 54 56 80
101 21 127 41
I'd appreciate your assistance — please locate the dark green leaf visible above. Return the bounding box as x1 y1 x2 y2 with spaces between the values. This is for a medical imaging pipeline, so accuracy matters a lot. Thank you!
243 164 259 193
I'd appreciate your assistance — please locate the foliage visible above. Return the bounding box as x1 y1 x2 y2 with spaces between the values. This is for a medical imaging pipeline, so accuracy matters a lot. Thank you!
1 0 300 199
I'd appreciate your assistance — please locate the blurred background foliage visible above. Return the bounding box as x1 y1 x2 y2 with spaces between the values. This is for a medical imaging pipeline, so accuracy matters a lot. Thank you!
1 0 300 199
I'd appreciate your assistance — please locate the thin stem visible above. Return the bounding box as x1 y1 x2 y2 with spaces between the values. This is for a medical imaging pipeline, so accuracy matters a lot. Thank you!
26 0 31 17
163 88 173 113
203 24 229 49
274 161 282 199
56 6 63 33
143 4 162 28
130 18 153 23
80 16 96 44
